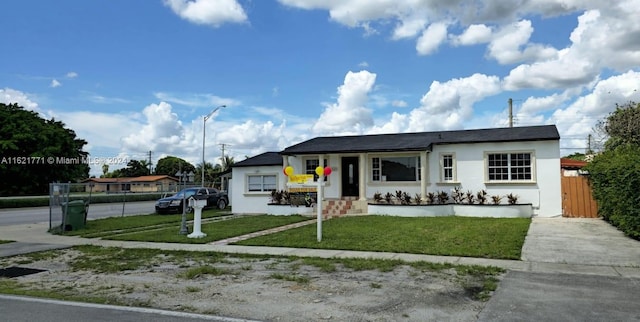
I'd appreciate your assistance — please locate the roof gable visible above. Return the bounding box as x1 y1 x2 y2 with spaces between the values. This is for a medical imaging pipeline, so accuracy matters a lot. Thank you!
281 125 560 155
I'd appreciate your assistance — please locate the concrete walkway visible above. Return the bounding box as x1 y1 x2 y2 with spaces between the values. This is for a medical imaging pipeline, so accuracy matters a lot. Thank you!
1 217 639 278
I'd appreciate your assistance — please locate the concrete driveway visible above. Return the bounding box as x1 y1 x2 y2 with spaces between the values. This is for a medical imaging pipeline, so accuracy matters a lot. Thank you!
479 217 640 322
521 217 640 267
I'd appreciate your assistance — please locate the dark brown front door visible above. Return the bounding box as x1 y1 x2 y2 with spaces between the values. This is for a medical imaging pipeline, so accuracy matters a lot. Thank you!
341 157 359 197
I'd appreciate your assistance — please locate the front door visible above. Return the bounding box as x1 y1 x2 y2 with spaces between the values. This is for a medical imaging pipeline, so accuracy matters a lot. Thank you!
341 157 359 197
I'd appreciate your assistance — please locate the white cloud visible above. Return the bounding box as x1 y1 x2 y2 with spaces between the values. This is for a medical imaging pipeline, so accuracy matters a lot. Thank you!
154 92 239 107
50 79 62 88
547 70 640 151
392 16 428 40
409 73 502 131
0 88 39 111
66 72 78 78
451 24 493 46
358 61 369 68
416 22 448 55
121 102 195 155
164 0 248 27
312 70 377 135
487 20 558 64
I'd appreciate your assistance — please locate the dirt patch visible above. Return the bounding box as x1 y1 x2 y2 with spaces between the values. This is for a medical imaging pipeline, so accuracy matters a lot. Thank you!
0 248 498 321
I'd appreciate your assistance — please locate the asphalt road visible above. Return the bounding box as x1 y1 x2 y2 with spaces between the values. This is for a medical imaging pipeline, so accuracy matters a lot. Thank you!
0 201 157 226
0 295 255 322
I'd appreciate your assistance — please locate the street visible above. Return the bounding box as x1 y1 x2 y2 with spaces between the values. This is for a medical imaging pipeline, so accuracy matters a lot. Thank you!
0 201 157 226
0 294 254 322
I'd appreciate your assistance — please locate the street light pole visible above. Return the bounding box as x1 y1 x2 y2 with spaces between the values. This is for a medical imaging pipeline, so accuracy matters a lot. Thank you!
202 105 226 187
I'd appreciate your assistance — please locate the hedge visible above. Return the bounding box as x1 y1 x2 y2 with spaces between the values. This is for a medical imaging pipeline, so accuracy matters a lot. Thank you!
0 193 165 209
585 144 640 240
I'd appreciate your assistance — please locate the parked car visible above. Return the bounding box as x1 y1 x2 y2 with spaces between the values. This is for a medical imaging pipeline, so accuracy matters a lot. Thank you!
155 187 228 214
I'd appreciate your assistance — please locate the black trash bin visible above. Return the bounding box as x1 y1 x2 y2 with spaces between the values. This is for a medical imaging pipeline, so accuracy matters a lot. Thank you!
63 200 87 231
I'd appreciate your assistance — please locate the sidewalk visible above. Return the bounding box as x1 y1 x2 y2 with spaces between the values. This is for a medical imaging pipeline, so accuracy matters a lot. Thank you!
2 218 639 279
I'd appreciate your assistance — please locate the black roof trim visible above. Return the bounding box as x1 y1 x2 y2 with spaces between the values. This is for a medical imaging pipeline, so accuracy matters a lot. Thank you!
232 152 283 167
281 125 559 155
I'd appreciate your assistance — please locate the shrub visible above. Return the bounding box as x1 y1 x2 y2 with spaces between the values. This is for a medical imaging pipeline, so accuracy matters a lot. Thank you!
384 192 394 204
414 193 422 205
491 195 502 205
373 192 383 204
465 190 475 204
506 193 519 205
401 192 412 205
451 186 464 204
477 190 488 205
586 144 640 239
437 191 449 204
425 192 436 204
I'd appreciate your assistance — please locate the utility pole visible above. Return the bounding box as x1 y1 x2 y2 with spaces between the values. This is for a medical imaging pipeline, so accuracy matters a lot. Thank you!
587 134 593 155
219 143 231 168
148 150 152 175
508 98 513 128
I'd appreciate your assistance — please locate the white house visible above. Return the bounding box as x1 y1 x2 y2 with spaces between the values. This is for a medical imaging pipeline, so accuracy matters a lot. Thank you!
231 125 562 217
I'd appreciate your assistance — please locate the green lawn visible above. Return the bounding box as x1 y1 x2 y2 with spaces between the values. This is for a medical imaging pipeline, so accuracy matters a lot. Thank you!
0 240 14 245
64 209 229 238
236 216 531 259
105 215 312 244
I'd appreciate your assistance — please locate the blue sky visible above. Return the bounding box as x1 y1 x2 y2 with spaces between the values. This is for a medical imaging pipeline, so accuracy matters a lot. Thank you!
2 0 639 176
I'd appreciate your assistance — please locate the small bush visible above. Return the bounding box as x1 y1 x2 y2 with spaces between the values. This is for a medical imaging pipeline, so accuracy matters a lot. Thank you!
491 195 502 205
506 193 519 205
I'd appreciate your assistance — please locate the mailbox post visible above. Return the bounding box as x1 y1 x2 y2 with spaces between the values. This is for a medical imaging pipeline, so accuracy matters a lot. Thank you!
187 195 208 239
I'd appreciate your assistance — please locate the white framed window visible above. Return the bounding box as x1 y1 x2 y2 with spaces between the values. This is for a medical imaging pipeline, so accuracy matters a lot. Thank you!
371 155 421 182
440 153 456 182
247 174 277 192
486 152 534 182
304 158 328 182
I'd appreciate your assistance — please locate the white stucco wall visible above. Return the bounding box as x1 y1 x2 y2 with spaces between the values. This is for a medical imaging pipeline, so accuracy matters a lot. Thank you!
231 165 285 214
428 140 561 217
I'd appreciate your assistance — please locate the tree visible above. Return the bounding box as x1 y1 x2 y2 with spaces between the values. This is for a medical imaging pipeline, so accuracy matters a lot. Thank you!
221 155 235 171
155 156 195 177
563 152 586 161
595 101 640 150
102 164 109 177
0 103 89 196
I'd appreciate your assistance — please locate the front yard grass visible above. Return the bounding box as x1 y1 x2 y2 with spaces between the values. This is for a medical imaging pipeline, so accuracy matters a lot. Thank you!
104 215 312 244
235 216 530 259
63 209 230 238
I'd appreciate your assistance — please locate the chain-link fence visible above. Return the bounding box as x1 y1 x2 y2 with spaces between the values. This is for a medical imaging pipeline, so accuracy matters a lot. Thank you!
48 182 198 232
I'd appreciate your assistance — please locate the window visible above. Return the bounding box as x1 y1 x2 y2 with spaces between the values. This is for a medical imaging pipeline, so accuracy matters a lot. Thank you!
487 152 533 181
305 158 328 181
441 154 455 182
247 175 277 192
371 156 420 182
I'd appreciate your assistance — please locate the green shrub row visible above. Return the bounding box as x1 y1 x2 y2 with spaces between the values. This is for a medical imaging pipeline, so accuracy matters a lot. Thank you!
586 144 640 240
0 193 165 209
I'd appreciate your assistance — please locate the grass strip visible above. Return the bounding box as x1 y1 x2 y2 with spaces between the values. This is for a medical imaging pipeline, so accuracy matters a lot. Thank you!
104 215 312 244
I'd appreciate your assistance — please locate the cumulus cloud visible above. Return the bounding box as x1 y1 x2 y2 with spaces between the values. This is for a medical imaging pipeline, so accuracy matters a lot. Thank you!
164 0 248 27
416 22 448 55
311 70 376 136
121 102 195 154
487 20 558 64
0 88 40 111
407 73 502 131
66 72 78 78
451 24 493 46
50 79 62 88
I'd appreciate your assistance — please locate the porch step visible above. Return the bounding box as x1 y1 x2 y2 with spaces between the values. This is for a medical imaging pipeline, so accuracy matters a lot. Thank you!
322 199 366 218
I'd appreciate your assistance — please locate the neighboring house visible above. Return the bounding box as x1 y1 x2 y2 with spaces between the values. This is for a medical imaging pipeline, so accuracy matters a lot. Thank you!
231 125 562 217
560 158 588 177
83 175 179 193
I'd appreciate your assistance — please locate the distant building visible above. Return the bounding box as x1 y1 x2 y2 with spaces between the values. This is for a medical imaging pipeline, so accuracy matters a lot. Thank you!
82 175 179 193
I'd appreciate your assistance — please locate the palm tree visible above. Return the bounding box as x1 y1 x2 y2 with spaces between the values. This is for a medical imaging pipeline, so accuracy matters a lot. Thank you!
221 155 235 171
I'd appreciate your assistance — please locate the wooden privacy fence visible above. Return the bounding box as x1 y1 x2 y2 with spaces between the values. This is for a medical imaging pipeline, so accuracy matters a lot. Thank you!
561 176 598 218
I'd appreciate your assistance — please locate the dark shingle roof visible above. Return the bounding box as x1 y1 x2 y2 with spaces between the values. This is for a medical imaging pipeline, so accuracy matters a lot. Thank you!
232 152 283 167
281 125 559 155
